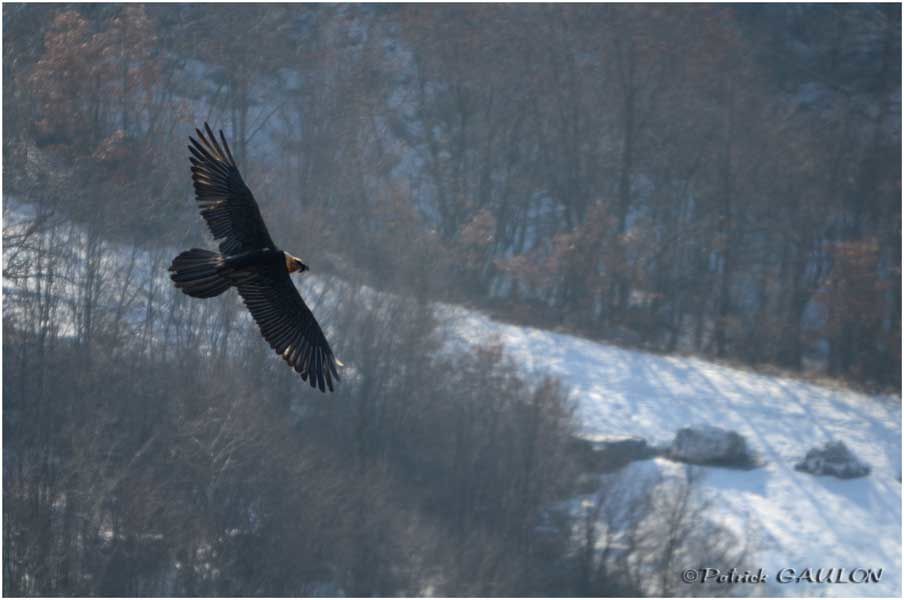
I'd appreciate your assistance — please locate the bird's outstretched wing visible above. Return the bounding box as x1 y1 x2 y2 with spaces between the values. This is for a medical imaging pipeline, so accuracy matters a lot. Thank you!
235 265 341 392
189 123 276 255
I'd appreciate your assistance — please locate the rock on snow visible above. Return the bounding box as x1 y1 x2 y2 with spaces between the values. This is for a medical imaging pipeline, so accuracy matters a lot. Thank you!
669 425 758 469
441 303 901 597
795 440 871 479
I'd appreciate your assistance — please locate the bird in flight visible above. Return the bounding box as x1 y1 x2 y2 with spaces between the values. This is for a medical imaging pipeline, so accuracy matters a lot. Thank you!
169 123 341 392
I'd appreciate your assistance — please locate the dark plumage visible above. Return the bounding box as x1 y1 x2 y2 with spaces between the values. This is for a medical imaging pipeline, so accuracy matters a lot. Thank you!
169 123 341 392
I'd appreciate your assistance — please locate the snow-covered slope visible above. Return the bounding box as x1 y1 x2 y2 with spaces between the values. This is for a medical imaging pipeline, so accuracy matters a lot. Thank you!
441 304 901 597
5 196 899 595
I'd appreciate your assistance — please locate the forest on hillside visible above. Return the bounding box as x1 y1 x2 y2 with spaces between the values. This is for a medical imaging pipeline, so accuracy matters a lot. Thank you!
2 3 900 596
4 3 900 388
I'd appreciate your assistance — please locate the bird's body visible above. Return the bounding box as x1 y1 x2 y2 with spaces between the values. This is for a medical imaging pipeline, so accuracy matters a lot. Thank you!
225 248 292 272
169 124 341 392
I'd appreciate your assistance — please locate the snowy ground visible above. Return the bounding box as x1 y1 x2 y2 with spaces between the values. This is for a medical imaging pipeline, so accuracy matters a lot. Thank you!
5 198 900 595
441 304 901 597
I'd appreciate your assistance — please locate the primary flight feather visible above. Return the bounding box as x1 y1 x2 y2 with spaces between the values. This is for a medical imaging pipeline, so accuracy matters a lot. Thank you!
169 123 341 392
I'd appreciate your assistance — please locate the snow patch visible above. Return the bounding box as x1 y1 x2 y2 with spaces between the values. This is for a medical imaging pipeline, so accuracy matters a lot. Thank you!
441 305 901 597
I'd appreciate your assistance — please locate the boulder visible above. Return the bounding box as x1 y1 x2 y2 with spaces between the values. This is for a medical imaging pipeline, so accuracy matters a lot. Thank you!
593 436 659 472
669 425 757 469
795 441 870 479
567 435 658 473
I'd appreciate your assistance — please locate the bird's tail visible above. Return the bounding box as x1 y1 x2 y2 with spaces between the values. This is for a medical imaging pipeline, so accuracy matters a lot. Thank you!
169 248 231 298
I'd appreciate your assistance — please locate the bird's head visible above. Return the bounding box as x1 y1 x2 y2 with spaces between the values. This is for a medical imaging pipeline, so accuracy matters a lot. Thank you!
285 253 308 275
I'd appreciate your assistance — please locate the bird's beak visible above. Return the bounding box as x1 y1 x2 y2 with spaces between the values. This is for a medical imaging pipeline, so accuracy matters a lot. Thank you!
287 254 308 274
